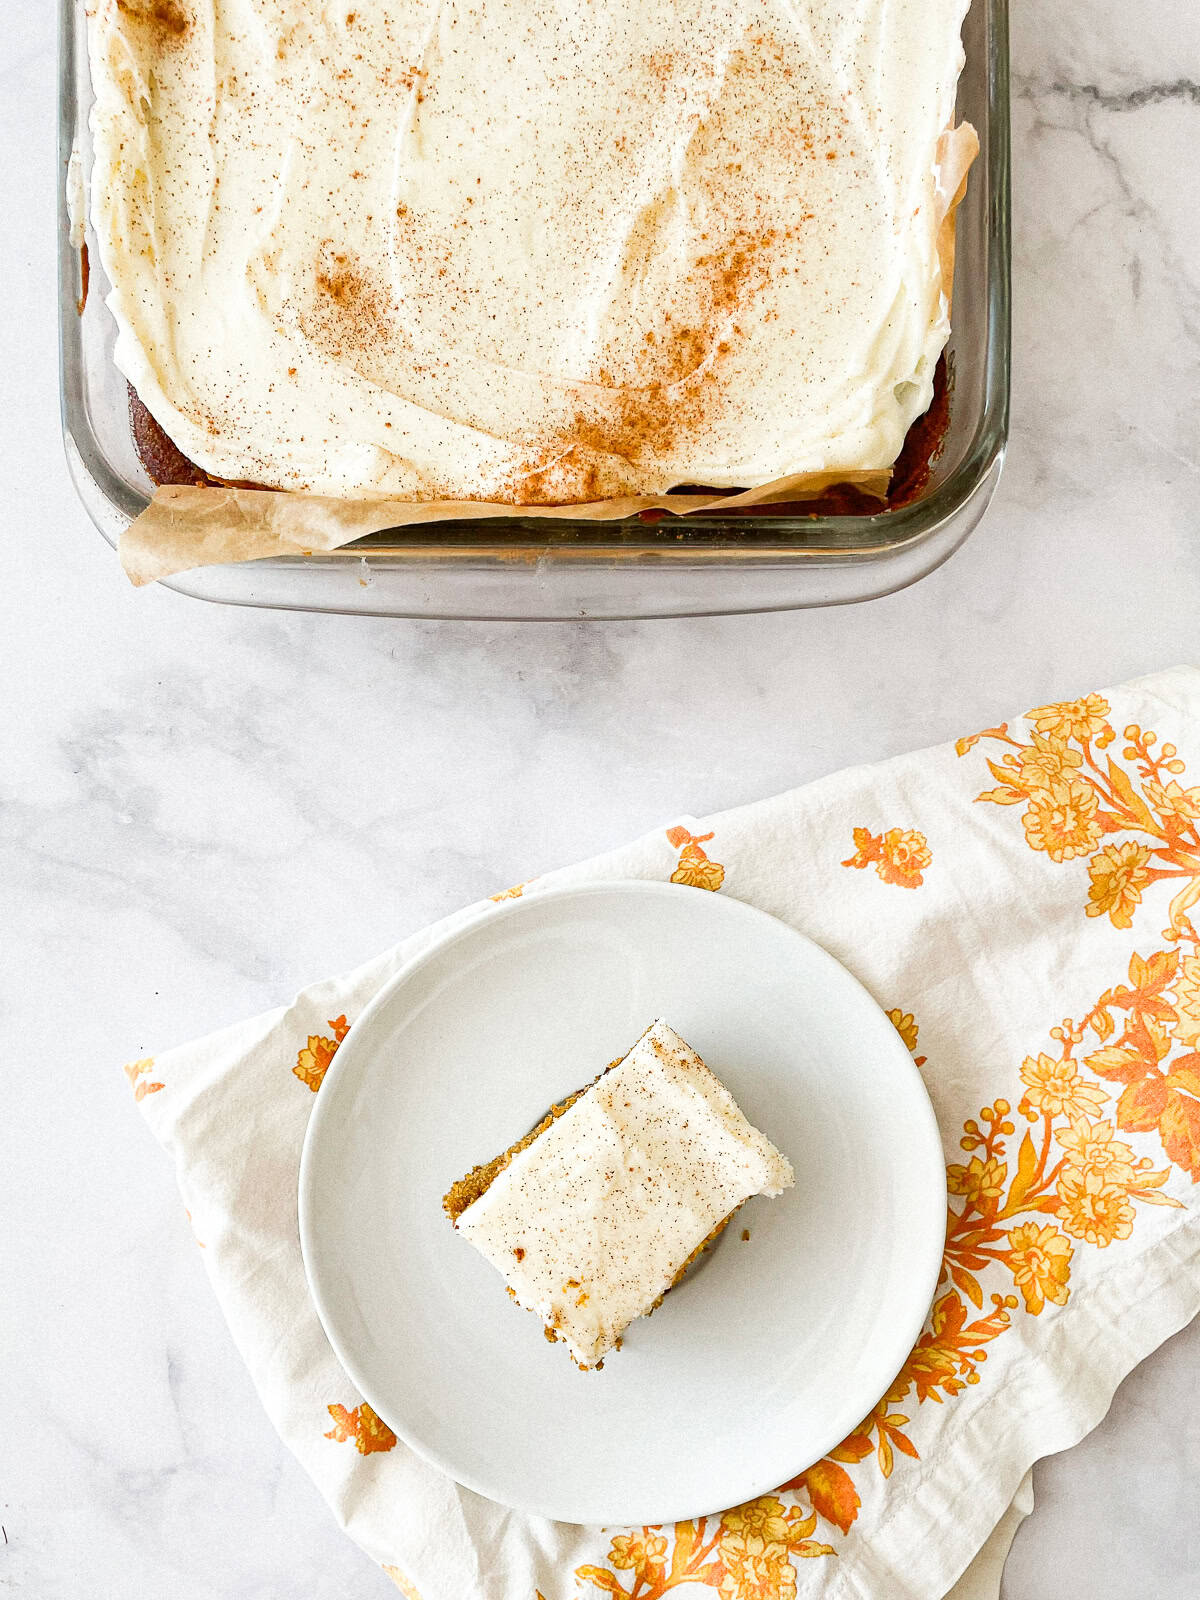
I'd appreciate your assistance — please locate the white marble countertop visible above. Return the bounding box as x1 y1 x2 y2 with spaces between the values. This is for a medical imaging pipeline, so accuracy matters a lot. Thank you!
3 3 1199 1596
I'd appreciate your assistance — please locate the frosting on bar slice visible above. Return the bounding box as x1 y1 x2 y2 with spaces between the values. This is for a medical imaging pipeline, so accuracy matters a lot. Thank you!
453 1020 793 1367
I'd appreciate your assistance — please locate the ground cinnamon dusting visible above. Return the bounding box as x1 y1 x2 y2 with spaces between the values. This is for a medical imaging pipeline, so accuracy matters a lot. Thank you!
99 0 968 511
506 228 796 504
313 244 391 352
116 0 189 39
130 355 952 514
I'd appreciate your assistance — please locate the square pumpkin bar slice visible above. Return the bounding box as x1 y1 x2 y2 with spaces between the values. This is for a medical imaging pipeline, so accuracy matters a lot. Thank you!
444 1020 793 1368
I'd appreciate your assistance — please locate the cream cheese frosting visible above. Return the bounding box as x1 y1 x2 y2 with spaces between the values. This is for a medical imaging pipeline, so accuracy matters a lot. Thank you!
87 0 969 504
453 1020 794 1367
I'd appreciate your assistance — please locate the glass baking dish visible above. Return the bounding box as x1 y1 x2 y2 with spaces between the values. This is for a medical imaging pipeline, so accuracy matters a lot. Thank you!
58 0 1008 620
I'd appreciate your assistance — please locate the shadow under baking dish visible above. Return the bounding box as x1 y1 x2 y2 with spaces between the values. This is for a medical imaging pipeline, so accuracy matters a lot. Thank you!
58 0 1009 619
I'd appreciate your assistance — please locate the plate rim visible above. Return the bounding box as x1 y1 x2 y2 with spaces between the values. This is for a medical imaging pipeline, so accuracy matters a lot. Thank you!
299 879 947 1525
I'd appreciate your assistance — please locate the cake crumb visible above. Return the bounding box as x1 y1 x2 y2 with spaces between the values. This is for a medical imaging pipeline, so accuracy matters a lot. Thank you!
741 1228 751 1241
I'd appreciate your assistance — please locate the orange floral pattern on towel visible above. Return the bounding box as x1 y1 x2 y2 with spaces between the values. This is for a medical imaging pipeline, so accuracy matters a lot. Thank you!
842 827 931 888
491 879 534 902
958 695 1200 940
124 1057 163 1101
576 1499 832 1599
325 1401 396 1455
294 1015 350 1092
667 827 726 891
958 694 1200 1181
887 1009 927 1068
572 696 1199 1596
575 965 1190 1595
382 1563 427 1599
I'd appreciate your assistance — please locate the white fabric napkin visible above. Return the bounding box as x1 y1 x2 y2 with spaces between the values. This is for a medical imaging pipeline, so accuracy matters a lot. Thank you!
127 666 1200 1600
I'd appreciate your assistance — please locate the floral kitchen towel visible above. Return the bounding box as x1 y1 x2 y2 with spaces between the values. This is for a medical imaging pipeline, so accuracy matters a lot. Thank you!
126 666 1200 1600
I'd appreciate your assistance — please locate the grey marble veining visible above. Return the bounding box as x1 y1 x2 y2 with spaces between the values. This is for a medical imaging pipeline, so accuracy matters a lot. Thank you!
2 0 1199 1596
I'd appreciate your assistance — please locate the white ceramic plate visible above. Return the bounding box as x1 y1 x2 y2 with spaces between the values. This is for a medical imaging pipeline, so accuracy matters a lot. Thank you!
299 881 946 1526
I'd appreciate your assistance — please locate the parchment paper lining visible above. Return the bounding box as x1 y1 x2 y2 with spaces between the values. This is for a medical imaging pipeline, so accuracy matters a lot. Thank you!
118 125 978 586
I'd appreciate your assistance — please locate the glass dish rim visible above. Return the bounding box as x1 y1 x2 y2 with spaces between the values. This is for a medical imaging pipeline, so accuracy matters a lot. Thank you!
58 0 1009 569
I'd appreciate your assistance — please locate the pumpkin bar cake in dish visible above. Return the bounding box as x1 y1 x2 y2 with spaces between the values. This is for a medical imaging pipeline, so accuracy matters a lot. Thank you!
87 0 973 509
443 1020 794 1369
